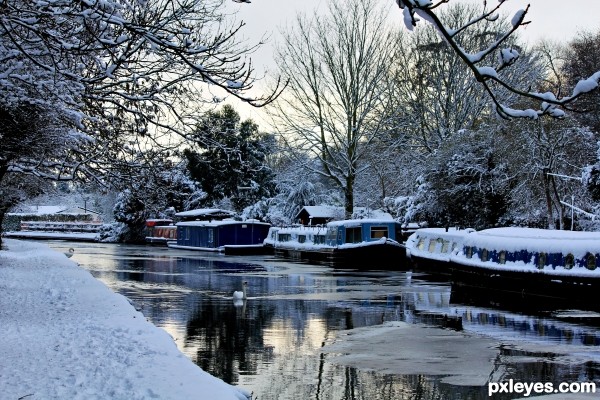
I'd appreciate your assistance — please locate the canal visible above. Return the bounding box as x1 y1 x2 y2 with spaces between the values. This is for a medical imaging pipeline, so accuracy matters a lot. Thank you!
48 241 600 399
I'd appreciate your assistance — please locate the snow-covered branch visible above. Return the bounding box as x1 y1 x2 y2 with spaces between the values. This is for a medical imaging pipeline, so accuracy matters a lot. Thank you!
395 0 600 119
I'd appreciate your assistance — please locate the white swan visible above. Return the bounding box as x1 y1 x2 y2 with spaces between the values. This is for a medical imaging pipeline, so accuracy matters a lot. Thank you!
233 281 248 301
64 248 75 258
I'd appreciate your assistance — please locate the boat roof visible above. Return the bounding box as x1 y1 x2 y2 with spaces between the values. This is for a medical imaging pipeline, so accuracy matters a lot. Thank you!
175 208 236 219
479 227 600 240
176 219 270 227
411 227 474 240
465 227 600 256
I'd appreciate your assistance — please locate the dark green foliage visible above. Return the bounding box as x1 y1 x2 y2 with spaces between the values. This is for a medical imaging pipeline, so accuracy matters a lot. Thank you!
184 105 276 212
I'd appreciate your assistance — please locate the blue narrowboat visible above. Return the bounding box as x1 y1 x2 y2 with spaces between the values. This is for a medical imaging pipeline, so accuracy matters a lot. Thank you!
168 219 271 252
270 219 407 268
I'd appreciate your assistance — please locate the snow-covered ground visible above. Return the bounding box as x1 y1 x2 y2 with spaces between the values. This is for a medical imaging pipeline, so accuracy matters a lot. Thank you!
0 239 250 400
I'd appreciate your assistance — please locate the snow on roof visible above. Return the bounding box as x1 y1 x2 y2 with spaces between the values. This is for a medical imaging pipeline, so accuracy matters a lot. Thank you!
296 206 344 219
296 206 393 220
9 205 68 215
464 227 600 257
177 219 270 227
175 208 236 218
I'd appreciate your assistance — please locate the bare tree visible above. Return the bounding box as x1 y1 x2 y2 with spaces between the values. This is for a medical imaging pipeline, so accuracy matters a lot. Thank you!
395 0 600 119
0 0 282 241
271 0 396 217
389 2 540 158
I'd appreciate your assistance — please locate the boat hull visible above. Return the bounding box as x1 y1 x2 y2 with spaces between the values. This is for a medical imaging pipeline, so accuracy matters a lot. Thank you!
448 259 600 301
274 241 407 269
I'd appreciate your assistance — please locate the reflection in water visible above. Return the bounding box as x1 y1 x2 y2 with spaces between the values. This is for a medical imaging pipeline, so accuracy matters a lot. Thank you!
47 241 600 400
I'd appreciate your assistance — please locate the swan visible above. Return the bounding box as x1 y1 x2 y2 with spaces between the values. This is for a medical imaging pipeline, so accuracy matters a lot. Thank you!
233 281 248 301
64 248 75 258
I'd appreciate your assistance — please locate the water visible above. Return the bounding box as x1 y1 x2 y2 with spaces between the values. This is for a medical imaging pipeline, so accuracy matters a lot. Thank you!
48 241 600 399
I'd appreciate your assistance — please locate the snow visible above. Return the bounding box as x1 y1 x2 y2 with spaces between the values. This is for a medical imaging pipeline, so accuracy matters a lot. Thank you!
511 9 526 28
572 71 600 97
3 231 99 241
175 208 235 218
10 205 68 215
498 48 519 65
477 66 498 79
0 239 250 400
176 219 269 227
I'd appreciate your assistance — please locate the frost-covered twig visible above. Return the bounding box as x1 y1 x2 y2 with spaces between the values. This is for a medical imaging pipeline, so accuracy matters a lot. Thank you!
395 0 600 119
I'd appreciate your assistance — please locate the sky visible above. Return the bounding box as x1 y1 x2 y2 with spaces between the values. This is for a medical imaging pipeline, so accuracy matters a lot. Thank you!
225 0 600 126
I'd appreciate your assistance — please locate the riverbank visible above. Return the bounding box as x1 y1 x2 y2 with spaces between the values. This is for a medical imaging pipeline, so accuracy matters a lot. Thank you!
0 239 250 400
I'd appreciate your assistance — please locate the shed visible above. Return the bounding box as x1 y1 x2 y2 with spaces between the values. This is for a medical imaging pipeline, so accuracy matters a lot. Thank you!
295 206 345 226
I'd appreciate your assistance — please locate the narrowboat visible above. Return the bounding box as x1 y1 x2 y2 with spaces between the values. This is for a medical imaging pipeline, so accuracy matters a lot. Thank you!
168 219 271 252
407 227 600 300
269 219 407 268
145 219 177 245
405 227 473 275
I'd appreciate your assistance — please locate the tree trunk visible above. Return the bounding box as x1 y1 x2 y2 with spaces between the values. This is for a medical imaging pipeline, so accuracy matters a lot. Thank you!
345 176 354 219
0 210 4 249
542 170 554 229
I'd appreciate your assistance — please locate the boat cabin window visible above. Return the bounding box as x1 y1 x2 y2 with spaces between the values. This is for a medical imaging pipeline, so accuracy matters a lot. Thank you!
537 253 546 269
564 253 574 270
298 235 306 244
466 246 473 259
586 253 597 270
417 238 425 250
326 227 338 242
278 233 291 242
428 239 437 252
314 235 325 245
345 227 362 243
481 249 489 262
370 227 388 239
441 240 449 253
498 251 506 264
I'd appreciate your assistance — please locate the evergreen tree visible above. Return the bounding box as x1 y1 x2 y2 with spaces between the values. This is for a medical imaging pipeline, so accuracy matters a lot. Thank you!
184 105 276 212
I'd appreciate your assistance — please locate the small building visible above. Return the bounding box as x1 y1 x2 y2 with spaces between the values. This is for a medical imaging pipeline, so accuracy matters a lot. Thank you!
295 206 393 226
295 206 345 226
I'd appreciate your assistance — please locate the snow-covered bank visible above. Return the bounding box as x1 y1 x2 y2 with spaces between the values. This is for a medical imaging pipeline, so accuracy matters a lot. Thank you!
0 239 250 400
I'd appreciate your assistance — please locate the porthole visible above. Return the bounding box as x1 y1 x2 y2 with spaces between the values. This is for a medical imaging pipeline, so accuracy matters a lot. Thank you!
537 253 546 270
564 253 574 270
586 253 597 270
498 251 506 264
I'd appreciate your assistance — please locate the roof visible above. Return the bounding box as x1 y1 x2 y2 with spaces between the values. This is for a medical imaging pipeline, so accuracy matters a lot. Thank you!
295 206 393 221
295 206 344 220
176 219 270 227
175 208 236 219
